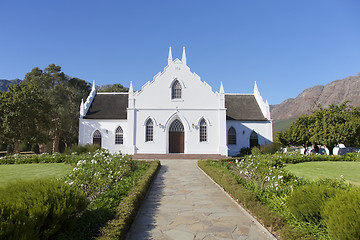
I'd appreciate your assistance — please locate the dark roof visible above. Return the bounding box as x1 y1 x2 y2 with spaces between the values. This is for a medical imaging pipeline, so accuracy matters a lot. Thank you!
225 94 267 121
84 93 266 121
84 94 128 119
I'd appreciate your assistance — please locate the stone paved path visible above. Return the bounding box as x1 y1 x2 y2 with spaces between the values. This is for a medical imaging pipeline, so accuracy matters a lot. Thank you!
127 160 276 240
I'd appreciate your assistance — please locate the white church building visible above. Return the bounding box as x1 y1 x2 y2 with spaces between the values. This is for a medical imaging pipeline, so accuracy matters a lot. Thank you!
78 47 272 157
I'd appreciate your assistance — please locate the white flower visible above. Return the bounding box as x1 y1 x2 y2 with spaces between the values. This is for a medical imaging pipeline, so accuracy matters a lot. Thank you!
69 181 74 185
91 159 97 164
341 175 344 178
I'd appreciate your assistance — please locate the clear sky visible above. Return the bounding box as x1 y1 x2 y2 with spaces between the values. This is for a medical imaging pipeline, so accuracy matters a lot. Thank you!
1 0 359 104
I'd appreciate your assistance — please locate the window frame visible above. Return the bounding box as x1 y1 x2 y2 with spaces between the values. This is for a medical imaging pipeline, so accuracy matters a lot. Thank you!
199 119 207 142
115 126 123 145
171 80 182 99
228 127 236 145
145 119 154 142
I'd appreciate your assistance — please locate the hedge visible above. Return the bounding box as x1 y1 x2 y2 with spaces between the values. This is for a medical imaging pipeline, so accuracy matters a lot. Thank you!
198 160 315 240
97 160 160 240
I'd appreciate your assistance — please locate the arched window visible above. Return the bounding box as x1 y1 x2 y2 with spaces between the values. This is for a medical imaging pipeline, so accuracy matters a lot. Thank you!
171 80 182 99
93 130 101 148
199 119 207 142
250 131 259 148
145 119 154 142
228 127 236 145
115 126 123 145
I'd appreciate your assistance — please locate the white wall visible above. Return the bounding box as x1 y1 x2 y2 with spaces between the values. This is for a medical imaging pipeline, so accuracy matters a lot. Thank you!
79 119 129 154
226 120 273 156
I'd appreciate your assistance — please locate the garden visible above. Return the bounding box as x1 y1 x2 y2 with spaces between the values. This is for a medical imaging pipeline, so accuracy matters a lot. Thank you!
199 150 360 240
0 148 160 240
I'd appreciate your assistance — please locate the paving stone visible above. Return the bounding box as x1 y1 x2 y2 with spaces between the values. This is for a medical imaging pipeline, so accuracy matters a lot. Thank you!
126 160 276 240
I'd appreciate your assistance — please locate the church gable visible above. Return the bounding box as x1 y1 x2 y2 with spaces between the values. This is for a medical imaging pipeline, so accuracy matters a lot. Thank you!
133 47 220 109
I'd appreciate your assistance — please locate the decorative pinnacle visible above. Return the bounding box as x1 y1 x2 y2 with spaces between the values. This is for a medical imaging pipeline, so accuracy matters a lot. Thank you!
182 46 186 65
168 46 173 65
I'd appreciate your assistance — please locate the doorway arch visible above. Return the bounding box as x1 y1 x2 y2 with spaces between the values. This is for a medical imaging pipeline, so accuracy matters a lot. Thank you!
169 119 184 153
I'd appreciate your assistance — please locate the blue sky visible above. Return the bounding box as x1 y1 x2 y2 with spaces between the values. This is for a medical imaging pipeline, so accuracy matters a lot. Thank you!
1 0 359 104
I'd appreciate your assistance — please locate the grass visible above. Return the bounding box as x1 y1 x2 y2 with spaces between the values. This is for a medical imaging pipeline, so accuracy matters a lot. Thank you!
285 161 360 185
0 163 73 187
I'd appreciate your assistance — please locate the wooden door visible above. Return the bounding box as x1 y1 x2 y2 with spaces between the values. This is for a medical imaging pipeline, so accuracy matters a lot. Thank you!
93 137 101 148
169 132 184 153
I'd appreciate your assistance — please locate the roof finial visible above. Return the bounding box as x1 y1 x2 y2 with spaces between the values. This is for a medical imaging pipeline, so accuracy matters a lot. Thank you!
168 46 173 65
129 81 133 93
92 80 96 92
254 81 259 94
220 81 224 94
182 46 187 65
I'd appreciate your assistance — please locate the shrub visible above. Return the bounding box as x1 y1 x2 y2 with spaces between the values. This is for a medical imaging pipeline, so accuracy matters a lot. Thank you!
251 146 262 155
261 143 281 154
287 183 339 224
323 189 360 240
0 179 88 240
64 144 100 155
239 147 251 157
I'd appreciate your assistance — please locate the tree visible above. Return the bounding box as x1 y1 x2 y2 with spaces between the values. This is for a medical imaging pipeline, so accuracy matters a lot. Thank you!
98 83 128 92
279 115 314 149
280 102 360 155
23 64 90 153
310 103 359 155
0 83 50 153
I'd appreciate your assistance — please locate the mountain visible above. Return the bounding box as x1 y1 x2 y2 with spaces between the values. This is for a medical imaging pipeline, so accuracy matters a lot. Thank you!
0 79 22 91
271 72 360 120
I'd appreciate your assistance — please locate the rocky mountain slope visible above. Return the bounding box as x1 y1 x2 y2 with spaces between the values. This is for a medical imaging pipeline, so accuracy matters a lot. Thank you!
271 73 360 120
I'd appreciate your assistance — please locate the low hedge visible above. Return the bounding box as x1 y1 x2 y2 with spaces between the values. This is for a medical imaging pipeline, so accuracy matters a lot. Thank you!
0 179 87 240
198 160 315 240
97 160 160 240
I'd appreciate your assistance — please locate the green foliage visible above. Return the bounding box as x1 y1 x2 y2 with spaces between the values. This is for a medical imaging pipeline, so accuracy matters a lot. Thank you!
23 64 91 153
0 179 87 240
261 143 281 154
200 153 360 239
98 83 128 92
323 189 360 240
64 143 100 155
97 161 160 240
238 147 251 156
198 160 314 239
287 184 339 224
279 103 360 154
0 83 50 152
251 146 262 155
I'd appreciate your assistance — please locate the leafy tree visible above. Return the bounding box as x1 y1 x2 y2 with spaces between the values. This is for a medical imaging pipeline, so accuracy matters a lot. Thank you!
98 83 128 92
310 103 359 155
280 102 360 155
23 64 90 153
278 115 314 149
0 83 50 153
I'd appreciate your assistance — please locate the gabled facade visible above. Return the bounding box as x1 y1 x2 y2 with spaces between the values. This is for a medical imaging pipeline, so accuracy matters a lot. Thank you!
78 47 273 156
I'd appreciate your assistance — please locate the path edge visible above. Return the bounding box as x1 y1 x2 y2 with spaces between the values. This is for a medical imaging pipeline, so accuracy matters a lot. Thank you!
197 161 278 240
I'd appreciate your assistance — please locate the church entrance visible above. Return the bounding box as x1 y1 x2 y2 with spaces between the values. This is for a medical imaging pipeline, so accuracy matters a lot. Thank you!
169 119 184 153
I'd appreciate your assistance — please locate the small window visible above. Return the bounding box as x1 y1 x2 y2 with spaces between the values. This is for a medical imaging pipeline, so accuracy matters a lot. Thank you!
199 119 207 142
146 119 153 142
93 130 102 148
250 131 259 148
228 127 236 145
115 126 123 145
171 80 181 99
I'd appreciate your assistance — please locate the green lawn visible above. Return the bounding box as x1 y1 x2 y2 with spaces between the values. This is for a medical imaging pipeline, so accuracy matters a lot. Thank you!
285 161 360 185
0 163 73 187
